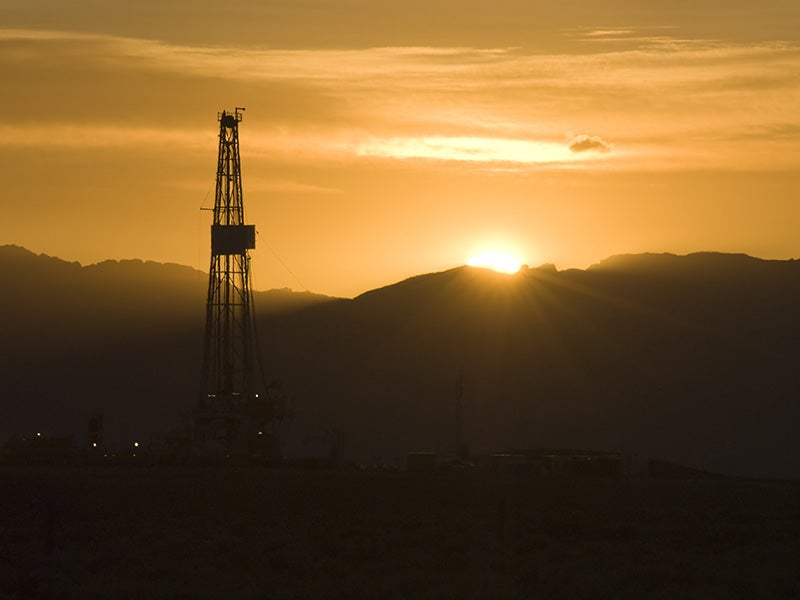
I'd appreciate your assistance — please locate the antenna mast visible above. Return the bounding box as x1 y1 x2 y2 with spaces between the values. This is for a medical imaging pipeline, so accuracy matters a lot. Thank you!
455 369 468 460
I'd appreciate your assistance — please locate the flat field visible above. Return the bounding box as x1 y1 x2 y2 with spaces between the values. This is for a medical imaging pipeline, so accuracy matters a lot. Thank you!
1 467 799 598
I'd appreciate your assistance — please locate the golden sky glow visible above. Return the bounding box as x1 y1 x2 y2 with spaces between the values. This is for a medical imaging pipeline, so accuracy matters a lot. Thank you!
2 2 800 297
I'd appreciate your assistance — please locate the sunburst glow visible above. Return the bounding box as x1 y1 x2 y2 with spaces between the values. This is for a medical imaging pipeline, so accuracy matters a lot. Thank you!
467 251 522 274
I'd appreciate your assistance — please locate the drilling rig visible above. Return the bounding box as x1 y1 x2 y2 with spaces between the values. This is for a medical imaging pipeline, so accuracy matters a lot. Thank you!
194 108 276 456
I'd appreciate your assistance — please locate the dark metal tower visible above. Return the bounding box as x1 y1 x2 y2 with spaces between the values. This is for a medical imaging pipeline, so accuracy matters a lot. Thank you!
195 108 258 451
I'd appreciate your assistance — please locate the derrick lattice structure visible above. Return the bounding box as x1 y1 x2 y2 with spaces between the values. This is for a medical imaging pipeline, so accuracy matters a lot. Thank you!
195 108 262 451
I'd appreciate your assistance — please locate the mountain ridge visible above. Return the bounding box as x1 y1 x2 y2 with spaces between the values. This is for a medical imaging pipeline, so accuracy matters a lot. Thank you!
0 244 339 313
2 244 800 478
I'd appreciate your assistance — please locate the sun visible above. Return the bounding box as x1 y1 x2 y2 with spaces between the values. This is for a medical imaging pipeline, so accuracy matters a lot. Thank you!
466 251 522 274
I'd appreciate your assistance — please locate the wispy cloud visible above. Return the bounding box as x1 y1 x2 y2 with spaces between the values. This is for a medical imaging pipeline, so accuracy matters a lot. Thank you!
582 28 637 38
245 179 343 195
169 176 342 196
0 123 210 150
356 136 588 165
1 28 799 170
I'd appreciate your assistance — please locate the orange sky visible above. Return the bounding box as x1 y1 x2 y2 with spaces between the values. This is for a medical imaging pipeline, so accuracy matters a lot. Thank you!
2 1 800 297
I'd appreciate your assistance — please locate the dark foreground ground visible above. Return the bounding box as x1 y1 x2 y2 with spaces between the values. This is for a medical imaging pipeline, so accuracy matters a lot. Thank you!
1 467 799 598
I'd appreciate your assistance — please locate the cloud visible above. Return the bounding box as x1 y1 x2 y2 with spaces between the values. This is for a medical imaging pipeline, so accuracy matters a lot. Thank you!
356 136 582 165
1 28 800 170
568 134 612 153
168 177 343 195
581 28 636 38
245 179 343 195
0 124 210 150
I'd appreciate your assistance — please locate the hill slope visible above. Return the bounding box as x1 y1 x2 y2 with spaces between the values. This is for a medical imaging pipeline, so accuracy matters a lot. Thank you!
0 245 337 445
2 246 800 477
261 254 800 477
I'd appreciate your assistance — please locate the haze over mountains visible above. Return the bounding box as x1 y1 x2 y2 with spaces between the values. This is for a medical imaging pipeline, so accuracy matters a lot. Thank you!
2 244 800 478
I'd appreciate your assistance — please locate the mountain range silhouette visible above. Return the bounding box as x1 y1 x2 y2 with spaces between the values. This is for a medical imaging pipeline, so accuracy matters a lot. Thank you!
2 244 799 478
